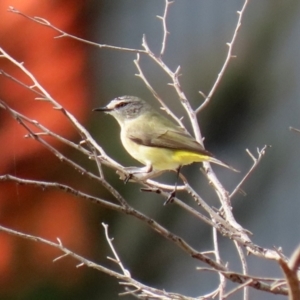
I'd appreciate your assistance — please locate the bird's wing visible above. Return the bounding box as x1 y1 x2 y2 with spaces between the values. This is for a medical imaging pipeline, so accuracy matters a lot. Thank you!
126 113 213 157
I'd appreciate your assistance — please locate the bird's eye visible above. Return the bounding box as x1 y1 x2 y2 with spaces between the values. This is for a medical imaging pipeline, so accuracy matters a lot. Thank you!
115 102 128 109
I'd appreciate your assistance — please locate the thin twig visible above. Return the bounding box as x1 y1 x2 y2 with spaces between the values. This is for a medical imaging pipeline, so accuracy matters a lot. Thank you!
141 36 198 137
198 287 222 299
230 146 269 198
182 176 241 235
234 241 249 300
223 279 253 299
102 223 131 277
0 224 193 299
7 7 146 54
134 53 185 128
289 126 300 134
197 266 284 282
157 0 174 56
196 267 288 296
0 174 124 212
0 224 127 277
0 100 129 207
196 0 249 113
0 48 119 165
0 175 230 276
212 228 225 299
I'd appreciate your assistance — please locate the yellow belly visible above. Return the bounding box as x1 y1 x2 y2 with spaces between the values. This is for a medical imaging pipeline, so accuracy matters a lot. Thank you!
121 134 209 171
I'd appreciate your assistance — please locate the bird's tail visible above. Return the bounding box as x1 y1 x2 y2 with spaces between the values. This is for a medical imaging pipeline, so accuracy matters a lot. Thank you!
207 157 239 172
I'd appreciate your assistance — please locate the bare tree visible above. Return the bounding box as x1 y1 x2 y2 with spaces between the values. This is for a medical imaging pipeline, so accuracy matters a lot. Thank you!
0 1 299 299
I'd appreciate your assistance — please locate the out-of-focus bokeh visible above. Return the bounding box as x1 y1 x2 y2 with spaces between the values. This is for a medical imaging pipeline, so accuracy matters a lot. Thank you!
0 1 300 299
0 1 96 299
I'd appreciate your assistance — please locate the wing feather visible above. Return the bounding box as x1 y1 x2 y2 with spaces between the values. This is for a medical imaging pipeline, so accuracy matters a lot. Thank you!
126 112 213 157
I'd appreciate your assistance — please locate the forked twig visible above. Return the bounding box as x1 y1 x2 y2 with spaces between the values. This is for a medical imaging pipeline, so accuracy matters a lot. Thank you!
196 0 249 113
223 279 253 299
157 0 174 56
7 7 146 54
230 145 269 198
0 224 192 299
102 223 131 277
278 245 300 300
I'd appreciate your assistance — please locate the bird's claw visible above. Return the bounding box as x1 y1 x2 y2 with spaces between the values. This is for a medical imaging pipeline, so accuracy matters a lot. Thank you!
164 191 176 205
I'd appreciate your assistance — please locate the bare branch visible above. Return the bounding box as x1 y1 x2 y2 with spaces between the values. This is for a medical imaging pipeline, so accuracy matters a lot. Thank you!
1 3 289 298
0 48 103 156
196 0 249 113
230 145 269 198
134 53 185 128
0 224 127 278
0 224 194 300
0 218 287 296
0 100 129 207
102 223 131 277
4 6 244 242
290 126 300 134
0 175 229 276
278 245 300 300
288 244 300 272
223 279 253 299
142 22 246 241
212 228 225 299
234 241 249 300
157 0 174 56
196 267 288 296
7 7 146 54
0 174 123 211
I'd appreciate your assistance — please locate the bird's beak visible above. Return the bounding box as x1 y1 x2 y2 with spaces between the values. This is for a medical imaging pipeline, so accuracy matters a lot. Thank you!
92 106 111 112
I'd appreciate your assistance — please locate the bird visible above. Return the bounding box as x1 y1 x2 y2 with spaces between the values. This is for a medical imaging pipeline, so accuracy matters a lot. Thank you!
93 96 238 177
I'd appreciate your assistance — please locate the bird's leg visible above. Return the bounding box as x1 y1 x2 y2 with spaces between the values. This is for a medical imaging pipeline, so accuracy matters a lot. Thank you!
124 163 153 184
164 165 182 205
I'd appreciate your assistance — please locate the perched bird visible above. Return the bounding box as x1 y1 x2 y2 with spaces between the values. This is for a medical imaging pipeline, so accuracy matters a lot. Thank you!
93 96 238 176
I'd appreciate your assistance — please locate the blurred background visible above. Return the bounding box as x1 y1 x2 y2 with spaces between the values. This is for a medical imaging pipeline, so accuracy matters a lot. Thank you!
0 0 300 299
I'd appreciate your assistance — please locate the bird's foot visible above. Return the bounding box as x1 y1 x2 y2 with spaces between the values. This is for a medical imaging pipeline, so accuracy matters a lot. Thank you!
164 190 176 205
122 167 145 184
124 173 133 184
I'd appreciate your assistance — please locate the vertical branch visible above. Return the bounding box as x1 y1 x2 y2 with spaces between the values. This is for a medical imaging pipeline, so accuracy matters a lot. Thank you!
157 0 174 56
141 37 202 143
213 228 226 299
234 241 249 300
279 245 300 300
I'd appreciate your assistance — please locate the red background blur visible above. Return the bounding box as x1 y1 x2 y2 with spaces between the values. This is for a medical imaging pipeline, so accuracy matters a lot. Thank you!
0 0 93 296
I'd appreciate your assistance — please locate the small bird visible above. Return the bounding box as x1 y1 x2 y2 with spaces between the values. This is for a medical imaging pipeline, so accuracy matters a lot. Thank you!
93 96 238 177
